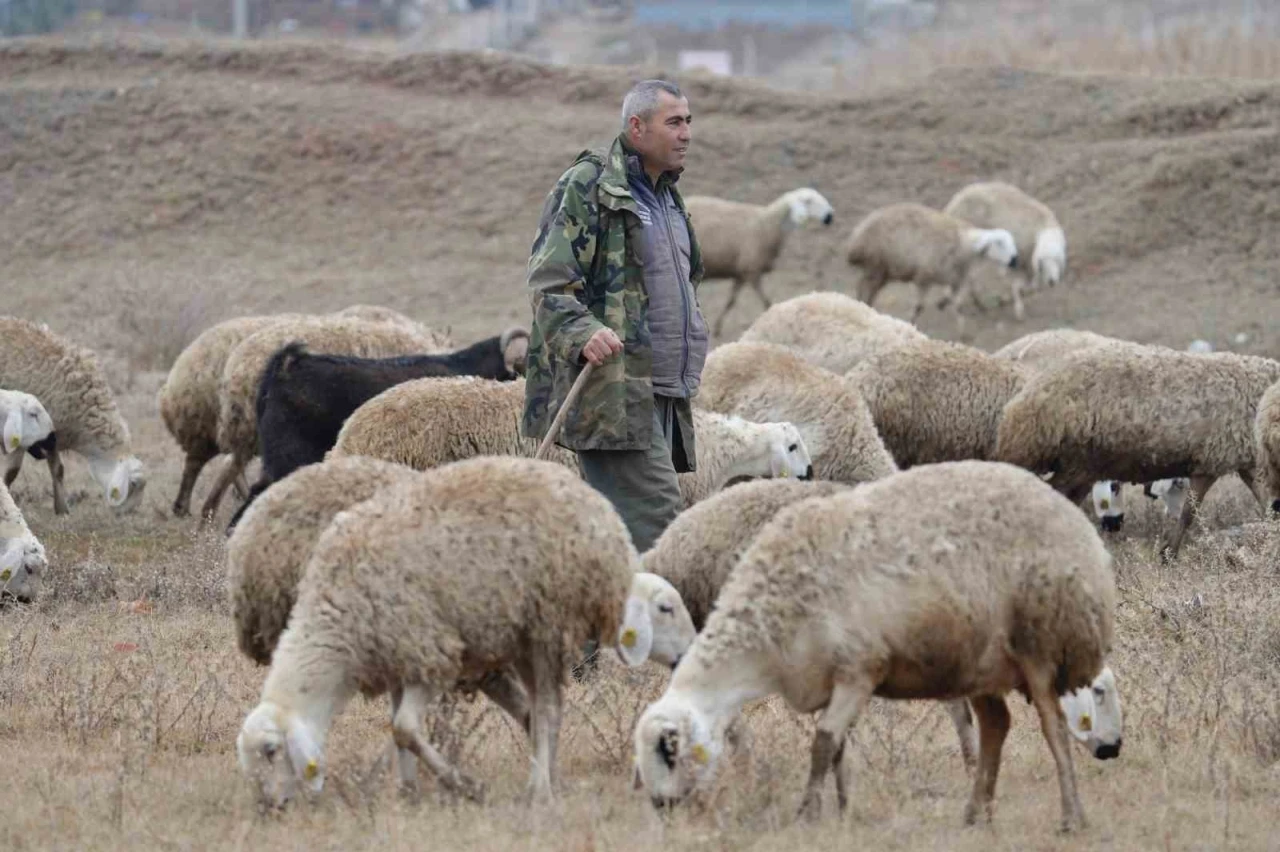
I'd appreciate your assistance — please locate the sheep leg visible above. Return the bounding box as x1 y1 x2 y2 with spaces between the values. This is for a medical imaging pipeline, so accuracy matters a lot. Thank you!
3 449 23 488
944 698 979 772
388 686 421 800
1161 474 1215 562
713 281 745 337
797 678 873 822
832 734 853 813
477 668 531 734
172 449 217 517
963 694 1011 826
47 446 68 515
1010 276 1026 322
1028 672 1085 833
233 470 252 501
518 654 563 802
748 275 773 311
199 453 246 521
390 683 486 804
854 268 885 308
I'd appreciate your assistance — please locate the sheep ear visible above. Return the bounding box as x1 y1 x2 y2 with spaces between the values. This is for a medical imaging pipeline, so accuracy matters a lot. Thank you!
107 464 130 506
617 595 654 667
3 409 22 453
769 445 790 478
1059 689 1094 744
503 331 529 376
285 717 325 794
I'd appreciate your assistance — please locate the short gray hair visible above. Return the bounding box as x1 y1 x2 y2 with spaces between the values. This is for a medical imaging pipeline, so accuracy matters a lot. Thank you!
621 79 684 131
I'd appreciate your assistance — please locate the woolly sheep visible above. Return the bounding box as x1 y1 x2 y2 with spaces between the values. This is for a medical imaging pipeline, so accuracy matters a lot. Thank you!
0 316 146 515
995 348 1280 559
695 341 898 485
202 316 449 520
158 307 450 518
685 189 836 336
235 456 697 808
1257 379 1280 514
993 328 1188 530
738 290 927 375
943 181 1066 321
0 389 54 457
844 202 1018 332
0 481 46 603
329 377 815 509
633 460 1120 832
845 338 1028 468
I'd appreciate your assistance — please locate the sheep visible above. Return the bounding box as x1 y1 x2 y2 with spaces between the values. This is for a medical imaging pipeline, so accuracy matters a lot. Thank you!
0 389 54 457
632 460 1120 833
225 328 530 531
943 181 1066 321
738 290 927 375
1257 379 1280 514
328 376 815 509
993 328 1188 531
684 188 835 336
0 481 46 603
844 202 1018 333
845 338 1028 468
0 316 146 515
158 307 451 518
695 341 898 486
202 316 450 521
235 456 697 808
995 347 1280 559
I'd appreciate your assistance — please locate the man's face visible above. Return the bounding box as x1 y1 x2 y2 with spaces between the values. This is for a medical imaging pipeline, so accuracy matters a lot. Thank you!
629 92 692 174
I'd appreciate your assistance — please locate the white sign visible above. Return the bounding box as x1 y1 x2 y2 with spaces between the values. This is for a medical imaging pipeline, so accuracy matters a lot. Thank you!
678 50 733 76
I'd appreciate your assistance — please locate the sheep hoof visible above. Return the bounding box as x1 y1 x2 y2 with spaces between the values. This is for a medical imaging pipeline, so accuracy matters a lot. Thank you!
447 772 486 805
796 791 822 823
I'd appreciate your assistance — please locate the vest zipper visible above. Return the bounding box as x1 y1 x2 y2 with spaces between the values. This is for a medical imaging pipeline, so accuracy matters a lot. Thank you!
659 184 693 397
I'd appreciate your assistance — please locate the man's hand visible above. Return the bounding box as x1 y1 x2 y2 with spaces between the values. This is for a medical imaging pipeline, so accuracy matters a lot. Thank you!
581 328 624 366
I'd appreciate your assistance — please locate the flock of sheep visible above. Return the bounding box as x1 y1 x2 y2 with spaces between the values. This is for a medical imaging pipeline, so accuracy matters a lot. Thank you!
1 178 1279 836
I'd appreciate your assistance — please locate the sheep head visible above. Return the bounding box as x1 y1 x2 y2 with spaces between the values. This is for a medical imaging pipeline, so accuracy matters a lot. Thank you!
1061 666 1124 761
619 572 697 669
969 227 1019 269
0 535 45 603
237 702 326 809
766 422 813 481
782 188 834 228
1 391 53 454
633 693 722 808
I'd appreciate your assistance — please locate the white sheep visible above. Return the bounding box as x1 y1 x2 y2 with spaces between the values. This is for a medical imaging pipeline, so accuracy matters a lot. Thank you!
202 315 450 520
845 338 1028 468
943 181 1066 320
0 481 46 603
0 389 54 456
738 290 927 375
235 456 697 808
158 307 451 518
1257 378 1280 514
328 376 814 508
633 460 1121 833
0 316 146 515
684 188 835 336
695 341 899 485
844 202 1018 333
995 347 1280 558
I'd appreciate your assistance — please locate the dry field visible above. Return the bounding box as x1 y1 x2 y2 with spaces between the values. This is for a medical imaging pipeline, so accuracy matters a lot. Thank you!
3 24 1280 851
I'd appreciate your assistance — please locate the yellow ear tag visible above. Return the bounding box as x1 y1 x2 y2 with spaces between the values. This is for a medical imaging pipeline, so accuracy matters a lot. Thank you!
691 744 709 765
304 759 319 780
620 628 638 648
779 468 790 478
1099 498 1109 510
0 569 10 582
110 487 120 500
1079 714 1092 732
9 436 18 449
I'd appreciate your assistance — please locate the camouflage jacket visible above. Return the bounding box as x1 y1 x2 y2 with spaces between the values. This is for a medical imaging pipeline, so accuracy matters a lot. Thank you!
520 134 705 470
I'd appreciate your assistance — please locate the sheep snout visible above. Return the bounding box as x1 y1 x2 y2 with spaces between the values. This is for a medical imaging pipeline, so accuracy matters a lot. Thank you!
1099 514 1124 533
1095 739 1122 760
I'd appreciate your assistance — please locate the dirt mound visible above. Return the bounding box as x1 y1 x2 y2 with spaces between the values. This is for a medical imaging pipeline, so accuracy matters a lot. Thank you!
3 36 1278 356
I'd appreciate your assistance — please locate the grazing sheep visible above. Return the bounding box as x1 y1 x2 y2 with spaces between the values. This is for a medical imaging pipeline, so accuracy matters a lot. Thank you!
0 317 146 515
1257 379 1280 513
225 328 530 530
0 481 46 603
695 342 898 485
329 377 815 509
158 307 451 518
331 305 452 344
685 189 835 336
203 316 448 521
844 202 1018 332
633 460 1120 833
995 348 1280 558
0 389 54 457
235 457 696 808
739 290 927 375
845 338 1027 468
943 181 1066 321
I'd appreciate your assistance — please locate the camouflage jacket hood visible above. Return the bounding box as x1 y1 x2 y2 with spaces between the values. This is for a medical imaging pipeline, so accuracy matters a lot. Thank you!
520 134 705 467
